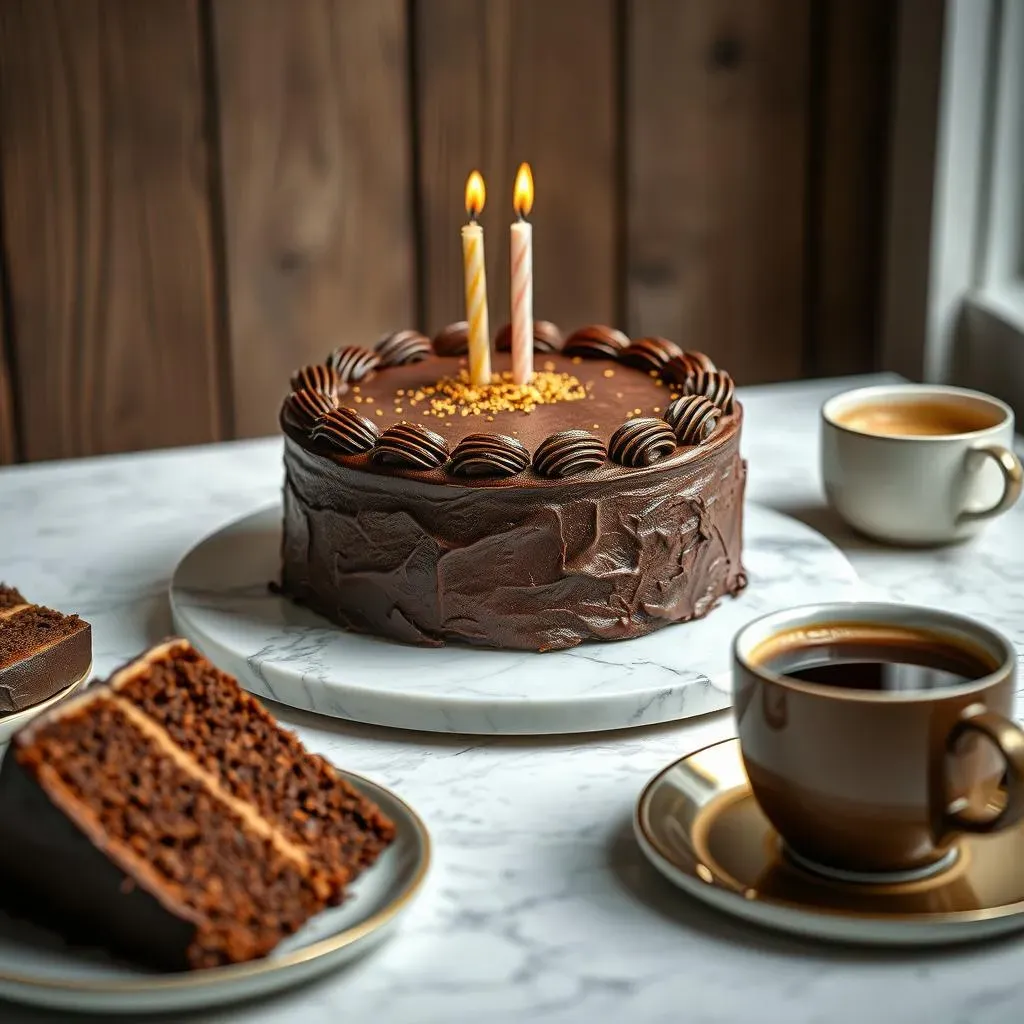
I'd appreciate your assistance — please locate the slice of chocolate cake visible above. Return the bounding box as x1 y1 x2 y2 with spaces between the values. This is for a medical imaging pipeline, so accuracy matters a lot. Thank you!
0 640 395 970
0 585 91 715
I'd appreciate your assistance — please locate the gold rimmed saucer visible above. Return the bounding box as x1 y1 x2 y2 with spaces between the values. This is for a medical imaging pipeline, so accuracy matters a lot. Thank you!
0 665 92 746
634 737 1024 945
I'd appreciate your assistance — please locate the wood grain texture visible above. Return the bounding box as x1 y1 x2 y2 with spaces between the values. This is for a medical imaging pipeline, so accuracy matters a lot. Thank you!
0 0 224 461
807 0 894 377
212 0 415 438
626 0 811 384
415 0 618 340
0 252 16 464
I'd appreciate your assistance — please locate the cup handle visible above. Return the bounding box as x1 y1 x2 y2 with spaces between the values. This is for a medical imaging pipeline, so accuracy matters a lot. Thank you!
944 705 1024 834
957 444 1023 524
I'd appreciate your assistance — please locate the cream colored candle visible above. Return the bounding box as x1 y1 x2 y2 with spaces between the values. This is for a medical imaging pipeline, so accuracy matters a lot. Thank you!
462 171 491 386
510 163 535 385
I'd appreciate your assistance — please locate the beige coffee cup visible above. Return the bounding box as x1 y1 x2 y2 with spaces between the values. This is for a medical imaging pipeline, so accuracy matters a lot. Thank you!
733 602 1024 882
821 383 1022 545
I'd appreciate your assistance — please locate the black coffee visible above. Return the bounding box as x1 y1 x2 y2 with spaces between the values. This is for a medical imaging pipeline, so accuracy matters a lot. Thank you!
752 624 997 693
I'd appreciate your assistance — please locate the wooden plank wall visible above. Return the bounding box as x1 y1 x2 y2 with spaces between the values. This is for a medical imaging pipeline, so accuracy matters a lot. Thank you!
0 0 895 463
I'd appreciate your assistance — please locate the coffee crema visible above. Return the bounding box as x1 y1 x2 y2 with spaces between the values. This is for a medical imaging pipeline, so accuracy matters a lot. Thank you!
832 398 1000 438
750 622 999 694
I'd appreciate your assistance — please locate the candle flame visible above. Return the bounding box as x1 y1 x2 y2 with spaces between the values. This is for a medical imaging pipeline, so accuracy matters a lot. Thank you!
465 171 486 220
513 163 534 219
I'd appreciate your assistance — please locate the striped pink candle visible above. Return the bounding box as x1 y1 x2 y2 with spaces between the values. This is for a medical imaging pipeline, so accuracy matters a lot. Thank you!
510 163 535 385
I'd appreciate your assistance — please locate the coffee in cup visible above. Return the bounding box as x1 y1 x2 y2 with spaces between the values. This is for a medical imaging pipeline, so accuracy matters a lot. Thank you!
733 602 1024 882
821 384 1022 545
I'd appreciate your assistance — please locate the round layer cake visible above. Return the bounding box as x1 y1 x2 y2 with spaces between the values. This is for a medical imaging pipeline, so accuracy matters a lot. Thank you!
279 323 747 652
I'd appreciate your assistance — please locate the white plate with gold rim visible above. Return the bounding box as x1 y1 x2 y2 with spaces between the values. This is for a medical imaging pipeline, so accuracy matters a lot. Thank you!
0 667 91 747
635 737 1024 946
0 770 429 1014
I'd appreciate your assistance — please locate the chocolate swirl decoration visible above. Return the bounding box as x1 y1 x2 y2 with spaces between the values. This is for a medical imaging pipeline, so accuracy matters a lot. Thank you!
532 430 608 478
312 406 380 456
374 330 432 367
620 336 685 374
683 368 735 412
608 417 677 468
450 433 531 478
663 395 721 445
282 388 337 433
328 345 381 384
289 363 343 397
494 320 564 354
562 325 630 360
372 423 450 470
661 350 719 386
433 321 469 356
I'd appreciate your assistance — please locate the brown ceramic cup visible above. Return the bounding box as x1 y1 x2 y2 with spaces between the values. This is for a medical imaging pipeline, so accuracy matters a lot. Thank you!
733 603 1024 882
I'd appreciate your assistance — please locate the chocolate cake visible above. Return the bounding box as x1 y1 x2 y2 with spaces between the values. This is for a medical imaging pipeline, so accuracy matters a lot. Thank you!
0 585 91 714
0 639 395 970
280 324 746 651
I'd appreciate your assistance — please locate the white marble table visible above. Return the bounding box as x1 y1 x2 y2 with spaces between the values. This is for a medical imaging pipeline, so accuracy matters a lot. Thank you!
2 373 1023 1024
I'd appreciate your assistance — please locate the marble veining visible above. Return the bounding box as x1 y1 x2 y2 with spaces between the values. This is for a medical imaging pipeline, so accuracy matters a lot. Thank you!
169 502 863 734
2 376 1024 1023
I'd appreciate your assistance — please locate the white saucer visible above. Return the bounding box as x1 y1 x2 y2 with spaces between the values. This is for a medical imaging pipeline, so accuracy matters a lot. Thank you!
635 738 1024 946
169 502 864 735
0 667 91 746
0 768 429 1015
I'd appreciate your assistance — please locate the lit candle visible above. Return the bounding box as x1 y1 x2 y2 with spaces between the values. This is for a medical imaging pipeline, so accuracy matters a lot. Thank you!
461 171 491 386
510 163 535 385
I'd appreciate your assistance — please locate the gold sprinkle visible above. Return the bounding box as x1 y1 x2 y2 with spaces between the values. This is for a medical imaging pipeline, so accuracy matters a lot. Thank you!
670 393 680 401
592 423 600 429
653 406 661 413
603 369 615 378
655 379 664 387
649 370 659 378
395 407 404 414
353 386 361 394
572 356 582 365
486 415 494 422
375 409 384 417
544 360 556 372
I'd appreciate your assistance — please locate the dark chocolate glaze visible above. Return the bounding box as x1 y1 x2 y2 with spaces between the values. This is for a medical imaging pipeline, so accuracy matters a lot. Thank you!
0 618 91 715
0 751 195 971
281 412 746 651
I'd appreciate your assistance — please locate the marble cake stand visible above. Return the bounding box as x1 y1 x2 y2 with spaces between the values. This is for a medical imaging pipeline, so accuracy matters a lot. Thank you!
169 502 865 735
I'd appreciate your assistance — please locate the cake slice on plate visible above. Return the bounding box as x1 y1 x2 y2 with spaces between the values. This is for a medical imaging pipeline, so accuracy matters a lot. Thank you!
0 584 91 714
0 639 395 970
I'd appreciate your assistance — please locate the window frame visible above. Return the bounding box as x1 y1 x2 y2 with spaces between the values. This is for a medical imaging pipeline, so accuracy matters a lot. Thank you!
882 0 1024 412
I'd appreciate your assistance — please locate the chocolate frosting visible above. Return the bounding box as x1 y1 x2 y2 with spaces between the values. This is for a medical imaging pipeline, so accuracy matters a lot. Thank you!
279 334 745 652
450 433 531 478
375 330 432 367
664 395 721 445
281 419 746 651
372 423 450 470
609 417 677 467
663 350 718 385
290 363 341 397
313 407 380 455
329 346 381 384
684 368 735 412
282 389 337 433
495 320 563 353
433 322 469 356
532 430 607 478
562 325 630 359
620 336 684 373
